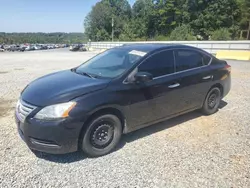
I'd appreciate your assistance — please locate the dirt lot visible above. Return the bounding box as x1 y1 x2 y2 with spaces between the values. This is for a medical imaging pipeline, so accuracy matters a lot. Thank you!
0 49 250 188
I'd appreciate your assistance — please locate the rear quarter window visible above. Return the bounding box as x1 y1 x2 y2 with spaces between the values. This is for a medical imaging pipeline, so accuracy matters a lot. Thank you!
202 54 212 65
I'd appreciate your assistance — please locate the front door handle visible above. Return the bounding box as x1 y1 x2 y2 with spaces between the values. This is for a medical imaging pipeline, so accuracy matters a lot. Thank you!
203 75 213 80
168 83 180 89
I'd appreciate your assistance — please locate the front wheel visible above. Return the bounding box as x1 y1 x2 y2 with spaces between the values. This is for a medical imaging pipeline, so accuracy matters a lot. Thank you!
202 87 221 115
81 114 122 157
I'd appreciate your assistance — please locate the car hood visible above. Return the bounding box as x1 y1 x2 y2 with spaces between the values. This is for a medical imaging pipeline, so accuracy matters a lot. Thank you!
21 70 109 106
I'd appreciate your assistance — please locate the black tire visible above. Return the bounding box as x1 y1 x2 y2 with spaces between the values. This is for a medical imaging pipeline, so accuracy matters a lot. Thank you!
202 87 221 115
81 114 122 157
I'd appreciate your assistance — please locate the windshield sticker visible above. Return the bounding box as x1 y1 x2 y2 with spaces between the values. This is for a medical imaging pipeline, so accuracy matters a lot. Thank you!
129 50 147 57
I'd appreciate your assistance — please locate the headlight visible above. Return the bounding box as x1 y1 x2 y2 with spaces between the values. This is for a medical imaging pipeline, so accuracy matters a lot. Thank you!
34 102 76 120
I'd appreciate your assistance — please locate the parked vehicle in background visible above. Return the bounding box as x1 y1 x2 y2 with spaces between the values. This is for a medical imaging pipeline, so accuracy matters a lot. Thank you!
0 43 74 52
25 46 30 51
5 45 12 51
0 44 4 52
35 45 42 50
19 45 26 52
15 44 231 157
80 45 88 51
69 44 80 51
47 45 55 49
25 45 35 51
70 44 87 52
41 45 48 50
8 45 19 52
2 44 27 52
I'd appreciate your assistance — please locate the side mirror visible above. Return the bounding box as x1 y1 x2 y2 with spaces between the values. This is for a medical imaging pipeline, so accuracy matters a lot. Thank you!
134 72 153 83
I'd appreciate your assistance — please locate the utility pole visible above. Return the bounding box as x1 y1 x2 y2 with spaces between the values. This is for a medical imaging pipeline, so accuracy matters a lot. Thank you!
112 17 114 42
247 20 250 40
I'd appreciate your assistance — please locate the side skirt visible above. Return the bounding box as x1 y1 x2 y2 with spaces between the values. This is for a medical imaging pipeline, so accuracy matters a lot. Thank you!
123 106 200 134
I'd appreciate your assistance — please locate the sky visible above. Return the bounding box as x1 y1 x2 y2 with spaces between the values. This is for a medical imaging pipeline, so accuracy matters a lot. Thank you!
0 0 136 33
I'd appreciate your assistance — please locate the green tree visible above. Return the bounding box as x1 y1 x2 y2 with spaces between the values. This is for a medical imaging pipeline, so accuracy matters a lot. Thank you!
237 0 250 35
211 28 231 40
148 0 181 36
187 0 240 39
84 0 131 41
238 0 250 25
0 33 86 44
82 0 248 41
169 25 196 40
132 0 154 39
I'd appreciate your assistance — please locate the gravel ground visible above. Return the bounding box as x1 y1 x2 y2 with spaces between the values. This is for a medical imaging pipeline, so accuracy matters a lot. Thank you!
0 49 250 188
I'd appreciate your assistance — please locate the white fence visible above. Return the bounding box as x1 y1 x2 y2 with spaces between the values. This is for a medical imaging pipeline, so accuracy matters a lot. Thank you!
89 41 250 54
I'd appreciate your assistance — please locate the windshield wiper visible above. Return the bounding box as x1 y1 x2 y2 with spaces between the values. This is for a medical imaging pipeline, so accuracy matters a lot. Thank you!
71 68 104 79
79 72 96 79
71 68 95 78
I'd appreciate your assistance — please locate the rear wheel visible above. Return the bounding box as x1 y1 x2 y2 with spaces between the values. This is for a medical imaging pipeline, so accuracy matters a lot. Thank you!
81 114 122 157
202 87 221 115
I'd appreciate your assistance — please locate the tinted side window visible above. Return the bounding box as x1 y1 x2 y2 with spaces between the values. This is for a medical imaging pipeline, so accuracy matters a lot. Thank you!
138 50 174 77
202 54 212 65
175 50 203 72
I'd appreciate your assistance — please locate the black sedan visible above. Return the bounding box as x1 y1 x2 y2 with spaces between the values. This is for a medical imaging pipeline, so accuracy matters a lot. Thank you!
70 44 87 52
15 44 231 157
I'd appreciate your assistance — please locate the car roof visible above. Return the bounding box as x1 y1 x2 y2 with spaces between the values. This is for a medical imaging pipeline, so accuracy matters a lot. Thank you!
116 43 196 53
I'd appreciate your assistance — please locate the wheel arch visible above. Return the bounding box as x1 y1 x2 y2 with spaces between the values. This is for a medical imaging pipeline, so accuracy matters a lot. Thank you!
201 83 224 108
210 83 224 97
78 106 126 149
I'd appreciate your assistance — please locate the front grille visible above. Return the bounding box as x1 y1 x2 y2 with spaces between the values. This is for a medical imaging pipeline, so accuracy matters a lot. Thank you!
16 100 36 123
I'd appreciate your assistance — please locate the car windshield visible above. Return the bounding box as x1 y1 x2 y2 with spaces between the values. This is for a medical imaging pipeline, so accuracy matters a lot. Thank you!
75 48 147 78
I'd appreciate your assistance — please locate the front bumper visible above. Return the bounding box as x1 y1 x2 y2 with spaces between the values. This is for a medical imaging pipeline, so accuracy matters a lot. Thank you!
15 112 84 154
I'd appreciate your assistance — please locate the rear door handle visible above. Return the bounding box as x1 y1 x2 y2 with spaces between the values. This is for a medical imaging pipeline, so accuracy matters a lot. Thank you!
203 75 213 80
168 83 180 89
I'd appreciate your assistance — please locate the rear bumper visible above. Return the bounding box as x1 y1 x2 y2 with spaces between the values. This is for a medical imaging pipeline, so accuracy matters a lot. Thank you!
15 113 84 154
222 74 231 98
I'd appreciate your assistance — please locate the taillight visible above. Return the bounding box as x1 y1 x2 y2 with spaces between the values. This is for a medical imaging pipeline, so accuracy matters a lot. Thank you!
225 64 231 72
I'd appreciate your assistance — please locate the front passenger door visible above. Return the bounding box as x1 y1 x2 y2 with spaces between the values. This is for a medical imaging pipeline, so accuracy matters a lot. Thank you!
127 50 184 127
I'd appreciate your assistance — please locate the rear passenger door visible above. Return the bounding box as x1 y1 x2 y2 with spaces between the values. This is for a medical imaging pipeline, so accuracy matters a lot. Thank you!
173 49 213 111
